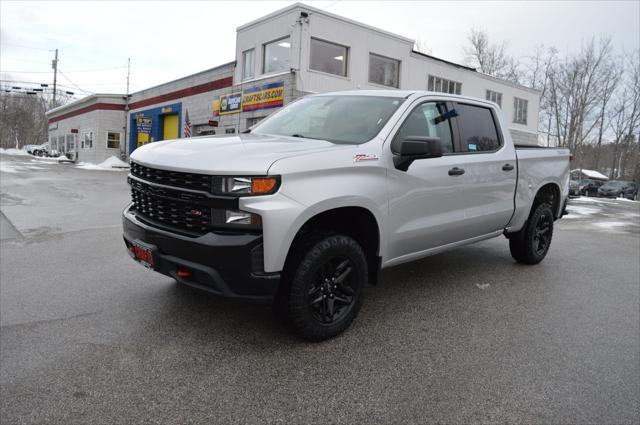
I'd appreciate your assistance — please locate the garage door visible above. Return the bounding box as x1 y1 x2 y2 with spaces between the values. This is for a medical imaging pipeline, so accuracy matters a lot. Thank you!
163 114 179 140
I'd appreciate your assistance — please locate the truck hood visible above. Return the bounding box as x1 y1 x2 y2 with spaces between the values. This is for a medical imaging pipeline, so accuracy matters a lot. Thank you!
129 133 351 174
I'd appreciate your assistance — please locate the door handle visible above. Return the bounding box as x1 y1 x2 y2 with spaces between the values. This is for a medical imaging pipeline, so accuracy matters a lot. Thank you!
502 163 515 171
448 167 465 176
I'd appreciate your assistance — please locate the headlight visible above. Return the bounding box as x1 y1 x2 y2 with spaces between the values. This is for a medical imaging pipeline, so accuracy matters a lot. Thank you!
214 176 280 196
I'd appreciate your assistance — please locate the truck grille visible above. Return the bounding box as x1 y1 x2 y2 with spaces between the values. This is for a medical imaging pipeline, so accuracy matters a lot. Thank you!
129 179 211 236
130 161 212 193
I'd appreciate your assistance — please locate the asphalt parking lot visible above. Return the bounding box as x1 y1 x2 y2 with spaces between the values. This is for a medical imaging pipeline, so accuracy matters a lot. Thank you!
1 153 639 424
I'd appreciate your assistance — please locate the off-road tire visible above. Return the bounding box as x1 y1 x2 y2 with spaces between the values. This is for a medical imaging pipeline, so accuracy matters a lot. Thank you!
509 202 554 265
276 234 367 341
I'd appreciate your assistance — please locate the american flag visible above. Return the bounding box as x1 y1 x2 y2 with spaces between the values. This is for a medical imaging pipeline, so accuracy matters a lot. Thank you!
183 109 192 138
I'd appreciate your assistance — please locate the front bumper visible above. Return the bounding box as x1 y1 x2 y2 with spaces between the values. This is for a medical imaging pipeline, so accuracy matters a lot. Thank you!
598 192 618 198
122 205 280 301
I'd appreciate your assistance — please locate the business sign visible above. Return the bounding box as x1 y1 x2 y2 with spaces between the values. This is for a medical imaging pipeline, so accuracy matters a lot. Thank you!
136 116 152 134
242 81 284 112
212 81 285 117
219 91 243 115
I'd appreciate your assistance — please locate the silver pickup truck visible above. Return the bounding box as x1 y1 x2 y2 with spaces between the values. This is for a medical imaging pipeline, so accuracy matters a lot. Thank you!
123 91 570 340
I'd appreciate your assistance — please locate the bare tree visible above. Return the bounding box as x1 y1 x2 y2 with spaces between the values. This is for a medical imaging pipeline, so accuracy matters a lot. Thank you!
609 53 640 179
464 28 521 83
413 37 432 55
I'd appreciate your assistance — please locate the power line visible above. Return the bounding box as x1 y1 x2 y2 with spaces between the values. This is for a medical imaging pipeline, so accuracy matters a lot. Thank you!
57 69 93 94
0 65 128 74
0 43 55 52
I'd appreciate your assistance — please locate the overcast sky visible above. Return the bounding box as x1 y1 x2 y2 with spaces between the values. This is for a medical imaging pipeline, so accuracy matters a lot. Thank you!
1 0 638 98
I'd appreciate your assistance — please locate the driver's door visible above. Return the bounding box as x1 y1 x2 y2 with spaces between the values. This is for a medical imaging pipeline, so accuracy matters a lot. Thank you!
385 100 472 265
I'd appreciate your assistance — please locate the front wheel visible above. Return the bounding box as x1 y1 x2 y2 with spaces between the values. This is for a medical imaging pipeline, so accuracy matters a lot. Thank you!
276 234 367 341
509 203 554 265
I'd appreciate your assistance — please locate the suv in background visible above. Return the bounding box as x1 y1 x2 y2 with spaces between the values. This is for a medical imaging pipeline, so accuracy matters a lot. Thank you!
32 144 49 157
597 180 638 200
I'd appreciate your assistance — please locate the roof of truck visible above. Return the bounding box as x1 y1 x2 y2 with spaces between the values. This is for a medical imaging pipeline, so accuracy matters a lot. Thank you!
313 90 491 102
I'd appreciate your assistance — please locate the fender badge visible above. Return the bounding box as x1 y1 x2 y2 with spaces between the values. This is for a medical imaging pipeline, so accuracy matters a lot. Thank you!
354 153 379 162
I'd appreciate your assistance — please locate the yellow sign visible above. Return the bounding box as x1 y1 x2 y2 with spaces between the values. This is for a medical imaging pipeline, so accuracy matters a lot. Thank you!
218 91 243 115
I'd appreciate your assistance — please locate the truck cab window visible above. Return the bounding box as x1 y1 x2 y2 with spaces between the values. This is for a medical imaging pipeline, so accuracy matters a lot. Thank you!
393 102 454 153
455 103 501 152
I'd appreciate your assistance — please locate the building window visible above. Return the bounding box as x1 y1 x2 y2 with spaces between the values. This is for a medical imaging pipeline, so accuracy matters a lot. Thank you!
242 49 254 80
369 53 400 88
428 75 461 95
310 38 348 77
246 116 266 129
225 127 236 134
107 132 121 149
486 90 502 107
66 134 75 151
82 131 93 149
514 97 528 125
263 37 290 74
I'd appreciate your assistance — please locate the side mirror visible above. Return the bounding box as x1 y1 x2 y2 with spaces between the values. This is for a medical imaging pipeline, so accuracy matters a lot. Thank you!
393 136 443 171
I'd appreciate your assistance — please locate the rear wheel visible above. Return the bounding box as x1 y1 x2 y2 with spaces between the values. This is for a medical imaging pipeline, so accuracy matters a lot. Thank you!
276 234 367 341
509 203 554 265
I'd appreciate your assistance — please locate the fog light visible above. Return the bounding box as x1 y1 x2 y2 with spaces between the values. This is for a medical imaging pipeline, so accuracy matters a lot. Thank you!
225 209 261 225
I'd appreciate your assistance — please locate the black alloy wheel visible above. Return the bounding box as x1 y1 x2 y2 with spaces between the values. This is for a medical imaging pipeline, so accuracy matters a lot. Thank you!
308 257 356 324
277 233 367 341
533 211 552 257
509 202 554 265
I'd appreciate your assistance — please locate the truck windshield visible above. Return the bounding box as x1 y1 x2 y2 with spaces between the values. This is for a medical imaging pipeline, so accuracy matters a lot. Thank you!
251 95 405 144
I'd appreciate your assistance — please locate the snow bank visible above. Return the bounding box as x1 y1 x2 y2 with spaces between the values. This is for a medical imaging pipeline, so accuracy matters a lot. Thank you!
593 221 629 229
76 156 129 171
98 156 129 168
0 148 31 157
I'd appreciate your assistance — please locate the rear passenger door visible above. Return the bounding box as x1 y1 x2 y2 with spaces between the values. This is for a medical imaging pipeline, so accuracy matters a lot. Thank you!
448 101 517 238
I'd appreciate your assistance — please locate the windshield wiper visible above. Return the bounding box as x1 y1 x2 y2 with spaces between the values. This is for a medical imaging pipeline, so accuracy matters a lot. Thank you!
290 134 324 140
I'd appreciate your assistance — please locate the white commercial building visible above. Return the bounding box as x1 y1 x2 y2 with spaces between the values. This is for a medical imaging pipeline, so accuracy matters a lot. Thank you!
47 2 540 164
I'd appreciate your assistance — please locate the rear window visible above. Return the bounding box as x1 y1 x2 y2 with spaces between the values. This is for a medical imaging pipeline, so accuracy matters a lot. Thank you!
455 103 501 152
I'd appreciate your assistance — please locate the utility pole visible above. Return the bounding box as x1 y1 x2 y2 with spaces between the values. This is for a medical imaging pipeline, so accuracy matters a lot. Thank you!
122 57 131 159
52 48 59 106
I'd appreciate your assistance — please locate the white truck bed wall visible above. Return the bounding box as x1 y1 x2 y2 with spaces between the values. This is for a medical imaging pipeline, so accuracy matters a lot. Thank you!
507 147 571 232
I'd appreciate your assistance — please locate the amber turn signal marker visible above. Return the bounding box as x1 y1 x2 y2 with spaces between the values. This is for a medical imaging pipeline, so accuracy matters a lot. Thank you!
251 178 277 194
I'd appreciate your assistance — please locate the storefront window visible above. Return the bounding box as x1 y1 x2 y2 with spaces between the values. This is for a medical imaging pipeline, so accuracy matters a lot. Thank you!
82 131 93 149
263 37 290 74
66 134 75 151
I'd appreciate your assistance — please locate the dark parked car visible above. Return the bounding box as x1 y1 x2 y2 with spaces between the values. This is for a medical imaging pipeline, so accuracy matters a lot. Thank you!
597 180 638 200
579 178 605 197
569 180 581 197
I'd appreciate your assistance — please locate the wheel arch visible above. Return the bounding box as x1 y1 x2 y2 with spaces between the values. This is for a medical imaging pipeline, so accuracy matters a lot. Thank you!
282 206 382 285
533 182 562 219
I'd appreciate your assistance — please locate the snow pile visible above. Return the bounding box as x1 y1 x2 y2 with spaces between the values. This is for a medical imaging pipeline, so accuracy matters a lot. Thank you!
0 148 31 157
76 156 129 171
98 156 129 168
32 154 73 163
564 204 601 218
